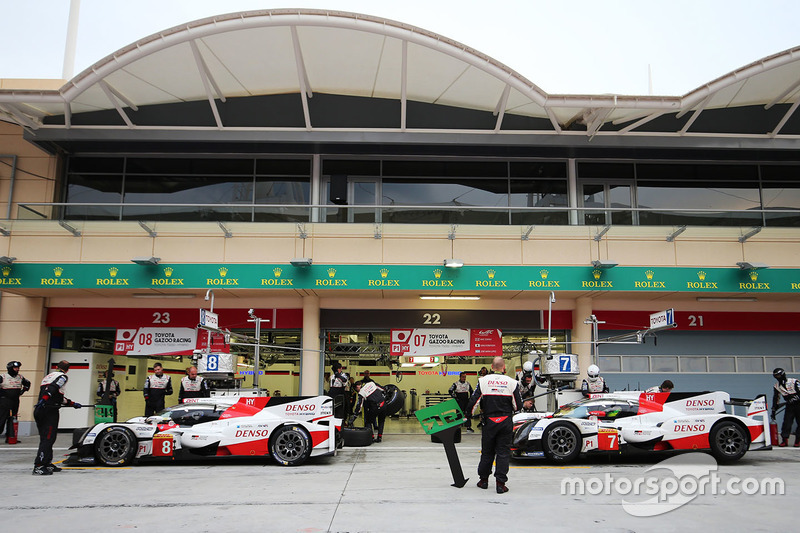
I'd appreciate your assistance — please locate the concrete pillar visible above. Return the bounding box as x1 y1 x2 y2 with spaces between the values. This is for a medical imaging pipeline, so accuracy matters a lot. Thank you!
573 296 593 383
300 295 322 395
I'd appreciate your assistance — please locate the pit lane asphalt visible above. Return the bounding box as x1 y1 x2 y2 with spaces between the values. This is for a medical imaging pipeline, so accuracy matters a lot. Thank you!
1 432 798 532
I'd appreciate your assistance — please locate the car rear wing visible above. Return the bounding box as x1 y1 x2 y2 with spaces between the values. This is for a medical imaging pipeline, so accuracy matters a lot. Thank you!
727 395 771 446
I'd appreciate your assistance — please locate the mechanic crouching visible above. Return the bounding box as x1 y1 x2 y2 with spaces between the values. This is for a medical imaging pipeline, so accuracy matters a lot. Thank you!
33 360 82 475
466 356 523 494
772 367 800 447
0 361 31 444
179 366 210 403
351 380 386 443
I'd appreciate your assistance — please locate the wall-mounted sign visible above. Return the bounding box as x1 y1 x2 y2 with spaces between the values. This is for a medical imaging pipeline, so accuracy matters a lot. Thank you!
114 327 198 356
390 328 502 358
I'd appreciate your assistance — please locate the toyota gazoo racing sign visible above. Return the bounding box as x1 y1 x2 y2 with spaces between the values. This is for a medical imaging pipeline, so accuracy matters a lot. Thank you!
114 327 198 356
390 328 502 358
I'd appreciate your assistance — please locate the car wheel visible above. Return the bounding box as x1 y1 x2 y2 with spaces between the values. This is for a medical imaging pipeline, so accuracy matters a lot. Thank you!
342 426 374 447
710 420 749 463
270 425 312 466
542 421 581 463
94 427 137 466
381 385 405 417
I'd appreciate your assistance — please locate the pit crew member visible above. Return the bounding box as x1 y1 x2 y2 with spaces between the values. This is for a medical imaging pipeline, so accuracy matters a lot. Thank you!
0 361 31 443
449 372 474 432
772 367 800 447
143 362 173 416
33 360 82 475
179 366 210 403
351 380 386 443
466 356 522 494
581 364 609 397
646 380 674 393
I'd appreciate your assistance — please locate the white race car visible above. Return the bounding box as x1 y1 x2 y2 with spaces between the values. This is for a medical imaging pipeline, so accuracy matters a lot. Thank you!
511 391 771 463
68 395 342 467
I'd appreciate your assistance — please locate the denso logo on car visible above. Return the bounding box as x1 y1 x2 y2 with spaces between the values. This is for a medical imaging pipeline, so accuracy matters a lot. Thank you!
686 399 714 407
235 429 269 438
675 424 706 432
286 403 316 413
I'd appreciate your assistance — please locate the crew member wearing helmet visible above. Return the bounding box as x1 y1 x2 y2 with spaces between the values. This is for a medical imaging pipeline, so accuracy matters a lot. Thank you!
517 361 546 410
0 361 31 444
771 368 800 447
33 360 82 475
581 364 609 397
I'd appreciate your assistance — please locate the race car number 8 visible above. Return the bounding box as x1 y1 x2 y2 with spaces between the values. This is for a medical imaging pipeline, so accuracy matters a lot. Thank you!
153 435 173 457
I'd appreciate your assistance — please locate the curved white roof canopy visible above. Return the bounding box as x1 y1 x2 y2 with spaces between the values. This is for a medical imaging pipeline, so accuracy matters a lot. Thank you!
0 9 799 137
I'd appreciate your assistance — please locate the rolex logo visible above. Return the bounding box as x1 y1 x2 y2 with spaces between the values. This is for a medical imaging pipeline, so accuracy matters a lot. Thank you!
1 266 10 277
273 267 282 278
645 270 654 280
109 267 118 277
539 269 549 279
433 269 442 279
749 270 758 282
54 267 63 277
592 269 602 280
164 267 174 277
487 269 496 279
219 267 228 277
380 268 389 278
327 268 336 278
697 271 706 281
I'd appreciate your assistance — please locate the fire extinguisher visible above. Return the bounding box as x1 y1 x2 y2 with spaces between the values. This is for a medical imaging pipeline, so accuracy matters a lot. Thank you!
6 416 18 445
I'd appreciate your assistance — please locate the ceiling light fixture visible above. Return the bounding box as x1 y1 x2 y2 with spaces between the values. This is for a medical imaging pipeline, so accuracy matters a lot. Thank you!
0 256 16 265
131 256 161 265
736 261 769 270
420 295 480 300
591 259 618 268
443 259 464 268
290 258 312 267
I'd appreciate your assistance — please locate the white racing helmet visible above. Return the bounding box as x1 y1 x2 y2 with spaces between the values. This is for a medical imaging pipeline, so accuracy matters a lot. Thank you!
587 364 600 378
522 361 533 373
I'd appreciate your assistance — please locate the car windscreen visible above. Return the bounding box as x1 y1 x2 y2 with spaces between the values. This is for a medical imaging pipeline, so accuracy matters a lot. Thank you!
554 399 638 420
164 404 224 426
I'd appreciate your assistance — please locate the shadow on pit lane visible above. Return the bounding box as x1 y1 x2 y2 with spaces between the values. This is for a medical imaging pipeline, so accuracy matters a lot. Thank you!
64 453 339 469
511 448 778 467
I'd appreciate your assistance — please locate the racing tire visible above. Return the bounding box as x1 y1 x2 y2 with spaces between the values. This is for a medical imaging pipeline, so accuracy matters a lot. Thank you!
342 426 374 447
542 421 581 463
381 385 405 417
270 425 313 466
94 426 137 467
709 420 750 463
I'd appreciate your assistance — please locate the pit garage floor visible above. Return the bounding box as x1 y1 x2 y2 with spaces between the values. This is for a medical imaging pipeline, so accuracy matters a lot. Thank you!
1 432 798 531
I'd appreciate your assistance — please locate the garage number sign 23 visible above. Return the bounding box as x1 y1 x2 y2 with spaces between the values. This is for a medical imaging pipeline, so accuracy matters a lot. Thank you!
415 399 465 435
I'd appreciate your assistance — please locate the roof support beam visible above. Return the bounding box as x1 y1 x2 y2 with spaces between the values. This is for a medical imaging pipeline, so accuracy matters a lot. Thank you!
619 111 665 134
290 26 312 131
679 94 712 135
189 40 226 103
493 85 510 132
765 76 800 110
190 40 223 129
545 107 562 133
401 40 408 131
770 98 800 137
98 81 133 128
587 108 612 137
103 81 139 112
63 101 71 129
0 103 39 130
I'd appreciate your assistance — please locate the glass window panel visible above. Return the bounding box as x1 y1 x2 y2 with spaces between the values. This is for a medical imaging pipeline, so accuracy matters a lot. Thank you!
65 173 123 220
681 357 707 372
598 356 621 372
510 161 567 178
381 178 509 225
623 356 650 372
637 163 758 181
577 162 635 179
322 159 380 177
255 159 310 176
582 183 605 225
637 183 762 226
794 357 800 372
608 184 632 225
67 157 124 173
352 181 377 223
766 357 793 373
510 179 569 225
382 160 507 177
126 158 252 175
761 182 800 227
651 356 678 372
736 357 764 373
254 178 309 205
708 357 736 372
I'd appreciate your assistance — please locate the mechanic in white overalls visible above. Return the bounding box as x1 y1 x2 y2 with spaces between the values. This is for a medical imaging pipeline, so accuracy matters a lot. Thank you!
0 361 31 443
179 366 210 403
772 368 800 447
581 364 609 397
351 380 386 443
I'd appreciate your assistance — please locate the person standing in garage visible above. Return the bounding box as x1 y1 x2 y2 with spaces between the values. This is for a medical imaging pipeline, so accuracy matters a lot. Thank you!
32 360 82 475
328 361 349 420
449 372 474 432
179 366 210 403
771 368 800 447
466 356 522 494
144 362 174 416
352 380 387 443
96 370 121 422
0 361 31 443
